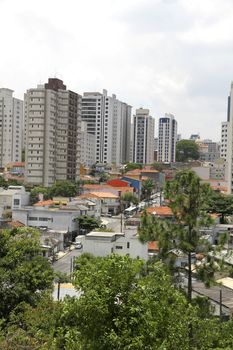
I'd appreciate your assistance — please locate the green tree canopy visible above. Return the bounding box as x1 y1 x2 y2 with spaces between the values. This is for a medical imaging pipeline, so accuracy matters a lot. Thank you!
124 162 142 173
176 139 200 162
121 192 139 207
98 171 109 183
141 178 154 201
75 215 101 233
49 180 78 198
68 255 192 350
139 170 217 302
0 227 54 319
30 186 51 204
205 191 233 224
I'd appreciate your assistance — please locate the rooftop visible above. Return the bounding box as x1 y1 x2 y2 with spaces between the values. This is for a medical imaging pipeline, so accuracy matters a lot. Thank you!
147 206 173 216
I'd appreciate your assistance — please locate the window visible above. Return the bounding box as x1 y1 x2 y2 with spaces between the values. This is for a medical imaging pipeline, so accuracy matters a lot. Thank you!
115 245 123 249
39 217 48 221
14 199 20 206
127 242 130 249
29 217 38 221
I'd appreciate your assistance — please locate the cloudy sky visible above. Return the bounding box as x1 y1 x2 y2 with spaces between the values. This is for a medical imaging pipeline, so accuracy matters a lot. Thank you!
1 0 233 141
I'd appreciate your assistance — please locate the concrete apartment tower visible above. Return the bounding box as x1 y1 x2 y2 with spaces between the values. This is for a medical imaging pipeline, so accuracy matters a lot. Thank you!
221 122 229 160
81 90 131 165
132 108 155 164
158 113 177 163
0 88 24 167
24 78 81 186
227 82 233 193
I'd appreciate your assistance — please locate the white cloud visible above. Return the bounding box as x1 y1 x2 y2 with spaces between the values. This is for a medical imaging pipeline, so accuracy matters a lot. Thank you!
0 0 233 140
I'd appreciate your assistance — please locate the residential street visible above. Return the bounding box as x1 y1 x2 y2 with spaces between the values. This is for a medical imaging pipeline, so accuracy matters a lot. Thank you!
53 249 79 274
53 215 123 273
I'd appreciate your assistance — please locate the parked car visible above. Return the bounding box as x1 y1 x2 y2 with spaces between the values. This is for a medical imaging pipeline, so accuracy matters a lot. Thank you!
74 242 83 250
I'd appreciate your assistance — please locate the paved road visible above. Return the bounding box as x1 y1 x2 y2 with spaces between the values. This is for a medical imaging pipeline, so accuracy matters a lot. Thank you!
53 215 124 273
53 249 80 274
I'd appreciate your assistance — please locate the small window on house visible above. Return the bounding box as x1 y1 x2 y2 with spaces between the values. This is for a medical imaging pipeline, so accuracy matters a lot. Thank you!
115 245 123 249
14 199 20 206
127 242 130 249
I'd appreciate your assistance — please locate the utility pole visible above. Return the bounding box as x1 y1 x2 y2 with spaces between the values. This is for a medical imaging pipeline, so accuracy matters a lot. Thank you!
119 190 123 232
57 281 61 301
220 289 223 322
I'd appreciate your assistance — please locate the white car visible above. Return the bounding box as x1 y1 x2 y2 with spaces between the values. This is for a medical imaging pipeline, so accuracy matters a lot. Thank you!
74 242 83 250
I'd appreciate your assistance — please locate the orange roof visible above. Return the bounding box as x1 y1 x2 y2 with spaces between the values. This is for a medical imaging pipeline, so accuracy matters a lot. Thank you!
142 169 159 173
147 206 173 216
148 241 159 250
90 191 118 199
79 193 99 199
83 184 110 190
34 200 54 207
125 169 142 175
114 186 134 193
8 221 25 228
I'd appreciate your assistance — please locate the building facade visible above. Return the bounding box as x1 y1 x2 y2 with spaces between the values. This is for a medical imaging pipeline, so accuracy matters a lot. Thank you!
158 113 177 163
80 121 96 167
197 140 220 162
132 108 155 164
221 122 229 160
81 90 131 165
24 78 81 186
0 88 23 167
227 82 233 193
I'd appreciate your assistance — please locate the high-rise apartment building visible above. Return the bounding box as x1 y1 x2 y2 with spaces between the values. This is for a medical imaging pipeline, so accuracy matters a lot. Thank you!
221 122 229 160
0 88 23 167
81 90 131 165
132 108 155 164
158 113 177 163
80 121 96 167
227 82 233 193
24 78 81 186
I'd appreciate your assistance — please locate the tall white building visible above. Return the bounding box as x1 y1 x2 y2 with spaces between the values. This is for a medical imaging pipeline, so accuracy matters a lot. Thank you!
132 108 155 164
158 113 177 163
221 123 229 161
81 90 131 165
0 88 23 167
80 121 96 167
24 78 81 187
227 82 233 193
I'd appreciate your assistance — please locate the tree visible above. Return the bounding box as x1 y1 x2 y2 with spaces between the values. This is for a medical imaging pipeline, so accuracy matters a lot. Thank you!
205 191 233 224
124 162 142 173
0 176 8 188
139 170 215 303
121 192 139 208
0 295 63 350
0 227 54 319
176 139 199 162
141 178 154 201
49 180 78 198
30 186 51 204
98 171 109 183
75 215 101 233
66 255 193 349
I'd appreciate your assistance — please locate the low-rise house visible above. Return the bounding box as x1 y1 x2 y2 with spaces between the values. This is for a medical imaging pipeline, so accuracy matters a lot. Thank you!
80 191 120 215
12 198 98 249
0 186 30 217
75 229 148 260
146 206 173 219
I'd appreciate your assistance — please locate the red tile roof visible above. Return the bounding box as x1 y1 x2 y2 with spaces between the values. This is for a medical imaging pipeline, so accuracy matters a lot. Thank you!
148 241 159 251
147 206 173 216
34 200 54 207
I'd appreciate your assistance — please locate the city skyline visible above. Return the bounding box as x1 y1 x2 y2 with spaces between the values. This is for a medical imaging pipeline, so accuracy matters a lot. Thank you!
1 0 233 141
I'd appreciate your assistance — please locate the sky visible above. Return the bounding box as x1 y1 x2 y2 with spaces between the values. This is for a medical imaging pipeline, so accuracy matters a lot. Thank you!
1 0 233 141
